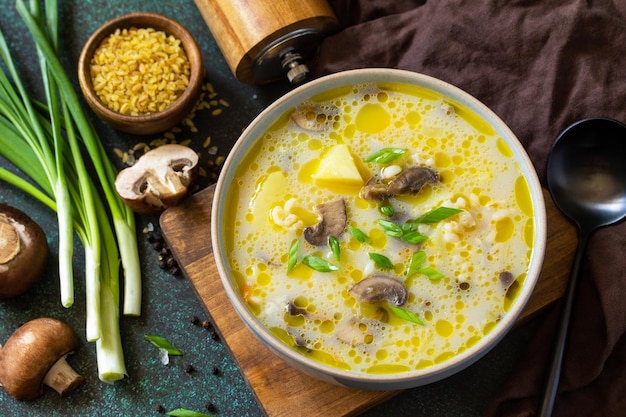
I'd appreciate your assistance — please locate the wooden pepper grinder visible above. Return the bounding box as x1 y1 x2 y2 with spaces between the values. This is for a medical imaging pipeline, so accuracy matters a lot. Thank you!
194 0 338 84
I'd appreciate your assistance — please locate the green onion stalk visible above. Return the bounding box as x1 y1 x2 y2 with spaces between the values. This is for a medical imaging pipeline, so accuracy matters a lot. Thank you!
0 0 140 382
16 0 142 317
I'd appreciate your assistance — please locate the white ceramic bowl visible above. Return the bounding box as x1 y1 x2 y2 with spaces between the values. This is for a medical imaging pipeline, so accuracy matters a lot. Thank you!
212 68 547 390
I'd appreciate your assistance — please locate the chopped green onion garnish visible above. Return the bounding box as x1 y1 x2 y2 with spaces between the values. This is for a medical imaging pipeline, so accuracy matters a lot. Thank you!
350 227 372 244
401 231 428 245
369 252 394 270
287 239 299 273
378 219 403 237
388 304 426 326
144 335 183 356
379 203 394 217
406 251 427 278
166 409 213 417
413 207 462 224
329 236 341 261
302 255 339 272
406 251 444 280
419 266 445 281
363 147 407 163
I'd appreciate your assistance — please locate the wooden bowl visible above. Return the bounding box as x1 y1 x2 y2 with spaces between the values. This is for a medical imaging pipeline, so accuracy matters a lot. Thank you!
78 12 204 135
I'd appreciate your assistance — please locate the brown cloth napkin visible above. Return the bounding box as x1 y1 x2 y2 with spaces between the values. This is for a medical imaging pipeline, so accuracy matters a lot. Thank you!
311 1 626 416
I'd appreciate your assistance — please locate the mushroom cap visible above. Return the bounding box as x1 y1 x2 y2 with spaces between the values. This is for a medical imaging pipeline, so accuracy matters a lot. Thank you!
115 144 199 215
0 318 80 400
0 204 48 299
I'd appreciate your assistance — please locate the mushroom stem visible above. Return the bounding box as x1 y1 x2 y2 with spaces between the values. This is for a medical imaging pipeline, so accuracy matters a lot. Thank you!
42 355 85 397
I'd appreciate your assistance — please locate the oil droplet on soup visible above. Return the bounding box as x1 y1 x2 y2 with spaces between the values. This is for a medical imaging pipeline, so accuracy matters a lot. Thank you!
224 82 536 375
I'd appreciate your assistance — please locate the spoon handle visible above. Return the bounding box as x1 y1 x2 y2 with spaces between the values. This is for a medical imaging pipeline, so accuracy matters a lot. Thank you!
537 232 589 416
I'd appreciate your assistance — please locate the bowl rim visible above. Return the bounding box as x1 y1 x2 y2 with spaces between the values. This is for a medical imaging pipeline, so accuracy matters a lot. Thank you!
212 68 547 387
77 11 204 125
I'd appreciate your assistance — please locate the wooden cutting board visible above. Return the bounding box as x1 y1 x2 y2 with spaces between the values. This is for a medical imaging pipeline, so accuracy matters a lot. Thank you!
160 185 576 417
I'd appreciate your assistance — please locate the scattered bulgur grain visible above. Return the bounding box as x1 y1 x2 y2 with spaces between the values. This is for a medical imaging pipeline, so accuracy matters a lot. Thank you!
179 138 192 146
215 156 225 166
203 136 212 148
113 148 124 159
211 108 223 116
219 98 230 107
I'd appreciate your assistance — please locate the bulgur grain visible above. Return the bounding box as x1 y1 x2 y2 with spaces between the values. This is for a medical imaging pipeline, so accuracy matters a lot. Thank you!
90 27 190 116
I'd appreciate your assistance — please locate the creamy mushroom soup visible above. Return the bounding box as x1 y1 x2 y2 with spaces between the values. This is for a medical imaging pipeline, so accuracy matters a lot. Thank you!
224 82 535 374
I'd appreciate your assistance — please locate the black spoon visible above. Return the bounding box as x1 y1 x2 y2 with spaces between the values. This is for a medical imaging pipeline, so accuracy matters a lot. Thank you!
539 118 626 416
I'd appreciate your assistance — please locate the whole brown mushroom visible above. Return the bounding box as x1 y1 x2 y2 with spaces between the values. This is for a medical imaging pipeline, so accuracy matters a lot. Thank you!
0 204 48 298
0 318 84 401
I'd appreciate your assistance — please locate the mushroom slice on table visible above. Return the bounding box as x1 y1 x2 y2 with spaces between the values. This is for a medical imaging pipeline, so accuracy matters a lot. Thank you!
303 198 347 246
0 203 48 298
0 318 84 401
349 274 408 306
115 144 199 215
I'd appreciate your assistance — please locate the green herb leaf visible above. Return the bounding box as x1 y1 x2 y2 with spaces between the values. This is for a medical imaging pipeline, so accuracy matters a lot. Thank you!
406 251 426 278
413 207 462 224
287 239 299 273
419 267 445 281
144 335 183 355
302 255 339 272
329 236 341 261
378 219 403 237
401 231 428 245
363 147 408 164
379 203 394 217
350 227 372 244
166 409 213 417
369 252 394 270
388 304 426 326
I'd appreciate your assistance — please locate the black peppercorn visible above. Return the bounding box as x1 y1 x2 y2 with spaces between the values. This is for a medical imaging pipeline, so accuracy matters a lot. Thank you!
185 364 195 373
205 402 217 412
211 366 220 375
190 315 200 325
154 404 165 413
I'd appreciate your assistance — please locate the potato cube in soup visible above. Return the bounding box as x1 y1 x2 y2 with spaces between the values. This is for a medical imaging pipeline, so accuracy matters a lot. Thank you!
250 170 288 225
313 144 363 187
